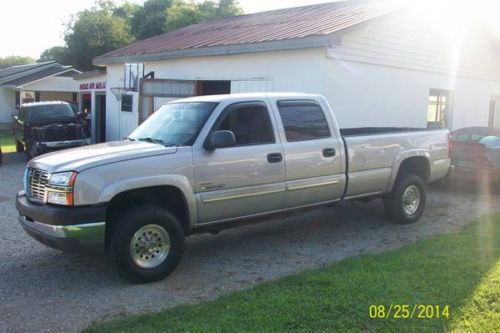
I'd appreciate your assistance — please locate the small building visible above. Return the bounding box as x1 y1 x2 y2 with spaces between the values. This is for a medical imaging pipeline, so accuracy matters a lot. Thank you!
0 61 81 126
93 0 500 141
74 70 107 143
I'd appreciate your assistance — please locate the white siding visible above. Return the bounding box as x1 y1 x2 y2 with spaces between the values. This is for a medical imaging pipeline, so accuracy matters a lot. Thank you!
0 87 15 124
329 10 500 81
22 76 79 92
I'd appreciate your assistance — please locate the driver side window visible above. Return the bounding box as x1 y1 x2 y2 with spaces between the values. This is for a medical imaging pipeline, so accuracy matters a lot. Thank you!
214 102 275 146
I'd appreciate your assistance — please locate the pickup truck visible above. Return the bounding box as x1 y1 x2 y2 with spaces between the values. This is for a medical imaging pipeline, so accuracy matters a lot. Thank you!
16 93 450 283
13 101 91 159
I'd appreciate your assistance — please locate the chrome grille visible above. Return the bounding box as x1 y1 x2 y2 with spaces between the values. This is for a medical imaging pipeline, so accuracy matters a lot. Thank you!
27 167 49 202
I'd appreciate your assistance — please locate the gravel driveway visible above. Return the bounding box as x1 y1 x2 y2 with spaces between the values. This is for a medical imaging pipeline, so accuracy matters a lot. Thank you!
0 151 498 333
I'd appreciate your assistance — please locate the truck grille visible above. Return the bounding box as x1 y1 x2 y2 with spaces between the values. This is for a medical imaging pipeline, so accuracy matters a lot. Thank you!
27 167 49 202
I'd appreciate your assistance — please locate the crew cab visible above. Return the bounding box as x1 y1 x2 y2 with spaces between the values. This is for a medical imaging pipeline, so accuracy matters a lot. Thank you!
13 101 90 159
16 93 451 283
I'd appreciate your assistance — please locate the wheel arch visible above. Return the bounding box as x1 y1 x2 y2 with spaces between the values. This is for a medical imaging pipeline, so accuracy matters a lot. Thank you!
387 152 431 192
103 180 196 245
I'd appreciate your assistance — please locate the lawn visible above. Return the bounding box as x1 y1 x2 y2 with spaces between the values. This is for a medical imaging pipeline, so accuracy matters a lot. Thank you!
0 129 15 153
86 215 500 333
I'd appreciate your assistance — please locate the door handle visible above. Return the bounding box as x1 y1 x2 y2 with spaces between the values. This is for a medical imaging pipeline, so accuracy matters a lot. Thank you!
323 148 336 158
267 153 283 163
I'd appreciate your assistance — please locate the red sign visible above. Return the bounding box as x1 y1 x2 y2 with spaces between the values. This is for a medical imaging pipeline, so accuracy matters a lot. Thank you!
80 82 106 91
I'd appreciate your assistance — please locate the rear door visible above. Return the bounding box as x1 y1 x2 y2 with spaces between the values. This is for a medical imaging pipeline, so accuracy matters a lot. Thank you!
193 101 286 223
271 98 345 208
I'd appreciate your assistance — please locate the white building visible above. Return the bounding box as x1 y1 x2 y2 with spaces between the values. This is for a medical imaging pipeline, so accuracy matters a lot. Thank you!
93 0 500 141
74 70 107 143
0 62 80 125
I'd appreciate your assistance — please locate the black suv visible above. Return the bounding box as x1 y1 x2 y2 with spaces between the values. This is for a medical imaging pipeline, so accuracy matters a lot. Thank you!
13 101 91 159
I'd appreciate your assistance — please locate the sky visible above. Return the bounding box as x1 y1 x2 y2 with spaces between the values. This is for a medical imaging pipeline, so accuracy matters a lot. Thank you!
0 0 337 59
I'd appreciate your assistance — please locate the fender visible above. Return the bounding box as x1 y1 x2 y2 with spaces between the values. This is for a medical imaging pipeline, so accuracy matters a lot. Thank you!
386 149 431 193
99 175 198 226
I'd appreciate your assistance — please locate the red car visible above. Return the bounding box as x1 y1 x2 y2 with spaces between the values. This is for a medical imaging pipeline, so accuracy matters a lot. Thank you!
450 127 500 183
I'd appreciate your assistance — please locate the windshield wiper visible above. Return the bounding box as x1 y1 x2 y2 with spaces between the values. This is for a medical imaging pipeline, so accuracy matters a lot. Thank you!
137 137 165 145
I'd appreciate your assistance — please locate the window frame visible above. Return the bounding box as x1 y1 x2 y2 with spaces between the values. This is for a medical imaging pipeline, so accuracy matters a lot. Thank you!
121 94 133 112
427 89 453 129
276 99 332 143
206 101 276 148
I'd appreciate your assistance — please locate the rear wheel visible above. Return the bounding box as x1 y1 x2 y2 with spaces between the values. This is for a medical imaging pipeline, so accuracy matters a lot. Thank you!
109 205 185 283
384 173 426 224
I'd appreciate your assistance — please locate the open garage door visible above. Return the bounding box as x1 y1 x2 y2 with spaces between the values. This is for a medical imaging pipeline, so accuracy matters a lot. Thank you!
139 79 196 123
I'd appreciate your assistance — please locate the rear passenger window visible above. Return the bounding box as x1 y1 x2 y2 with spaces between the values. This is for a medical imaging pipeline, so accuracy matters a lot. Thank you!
215 102 275 146
277 100 331 142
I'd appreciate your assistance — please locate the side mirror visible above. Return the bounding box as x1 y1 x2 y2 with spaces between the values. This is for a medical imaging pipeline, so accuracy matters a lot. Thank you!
204 130 236 150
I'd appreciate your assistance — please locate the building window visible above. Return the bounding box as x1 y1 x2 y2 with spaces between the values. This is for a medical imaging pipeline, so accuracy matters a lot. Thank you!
121 94 133 112
277 100 331 142
427 89 452 128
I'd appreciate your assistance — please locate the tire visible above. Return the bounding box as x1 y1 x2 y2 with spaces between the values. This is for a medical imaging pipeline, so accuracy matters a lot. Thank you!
109 205 185 283
25 141 39 160
384 173 426 224
16 140 25 153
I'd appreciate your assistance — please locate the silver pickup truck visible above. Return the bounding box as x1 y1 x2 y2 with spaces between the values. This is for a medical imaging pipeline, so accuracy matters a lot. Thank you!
16 93 450 282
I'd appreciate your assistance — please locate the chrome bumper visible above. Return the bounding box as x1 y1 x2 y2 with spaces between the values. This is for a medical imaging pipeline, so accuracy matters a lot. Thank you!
42 138 91 148
18 215 105 251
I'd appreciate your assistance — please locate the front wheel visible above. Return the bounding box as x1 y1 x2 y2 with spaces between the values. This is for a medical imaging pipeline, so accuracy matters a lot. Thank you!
384 173 426 224
109 205 185 283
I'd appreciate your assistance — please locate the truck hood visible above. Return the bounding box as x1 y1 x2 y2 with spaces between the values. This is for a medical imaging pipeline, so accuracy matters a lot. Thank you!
29 141 176 173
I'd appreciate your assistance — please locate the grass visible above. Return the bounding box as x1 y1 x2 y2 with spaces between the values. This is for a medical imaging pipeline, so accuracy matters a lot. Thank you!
85 215 500 333
0 129 15 153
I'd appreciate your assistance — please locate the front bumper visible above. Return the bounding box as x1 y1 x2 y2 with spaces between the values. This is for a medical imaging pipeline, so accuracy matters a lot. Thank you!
40 138 91 149
16 193 106 251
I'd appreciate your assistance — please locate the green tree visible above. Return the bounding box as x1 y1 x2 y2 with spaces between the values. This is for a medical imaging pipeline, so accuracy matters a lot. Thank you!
0 55 35 69
131 0 173 40
113 1 140 26
38 46 72 64
64 0 135 70
165 0 242 32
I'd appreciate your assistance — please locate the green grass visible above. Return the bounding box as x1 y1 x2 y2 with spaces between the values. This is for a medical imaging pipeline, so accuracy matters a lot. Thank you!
0 129 15 153
85 215 500 333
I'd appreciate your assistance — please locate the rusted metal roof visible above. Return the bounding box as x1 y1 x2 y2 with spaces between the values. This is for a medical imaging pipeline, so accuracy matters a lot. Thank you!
95 0 399 64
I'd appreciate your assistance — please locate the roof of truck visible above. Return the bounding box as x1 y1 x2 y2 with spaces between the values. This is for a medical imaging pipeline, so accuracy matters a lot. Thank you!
21 101 71 107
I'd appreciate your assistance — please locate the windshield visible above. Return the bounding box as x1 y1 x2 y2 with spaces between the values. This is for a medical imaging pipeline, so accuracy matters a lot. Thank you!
28 104 77 122
128 102 218 146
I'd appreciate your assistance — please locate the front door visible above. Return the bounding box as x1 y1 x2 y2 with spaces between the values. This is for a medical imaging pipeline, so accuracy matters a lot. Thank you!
193 101 285 223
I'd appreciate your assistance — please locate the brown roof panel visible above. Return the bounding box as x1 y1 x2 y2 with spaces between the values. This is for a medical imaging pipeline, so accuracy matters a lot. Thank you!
96 0 399 62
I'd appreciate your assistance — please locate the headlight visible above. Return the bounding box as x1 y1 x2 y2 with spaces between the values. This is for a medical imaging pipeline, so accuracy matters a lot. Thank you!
49 172 75 187
46 171 77 206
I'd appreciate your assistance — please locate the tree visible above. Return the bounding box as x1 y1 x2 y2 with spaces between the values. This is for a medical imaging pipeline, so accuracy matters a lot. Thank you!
113 1 140 26
165 0 242 32
0 55 35 69
131 0 173 40
64 0 135 70
38 46 72 65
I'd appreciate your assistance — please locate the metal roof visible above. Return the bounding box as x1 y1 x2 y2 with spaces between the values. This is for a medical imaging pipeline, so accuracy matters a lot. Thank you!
2 65 75 87
0 61 55 79
94 0 399 65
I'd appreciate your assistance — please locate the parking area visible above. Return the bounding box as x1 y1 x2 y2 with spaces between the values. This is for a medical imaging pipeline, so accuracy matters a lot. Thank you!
0 151 499 332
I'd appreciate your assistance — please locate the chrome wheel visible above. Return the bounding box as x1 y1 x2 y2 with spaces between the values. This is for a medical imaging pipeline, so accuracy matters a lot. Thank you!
402 185 420 216
130 224 171 269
